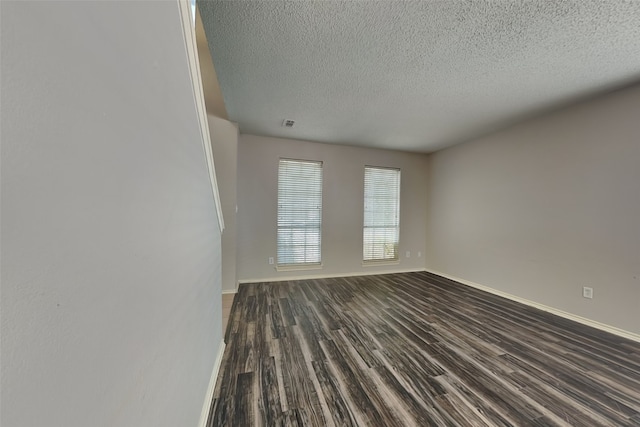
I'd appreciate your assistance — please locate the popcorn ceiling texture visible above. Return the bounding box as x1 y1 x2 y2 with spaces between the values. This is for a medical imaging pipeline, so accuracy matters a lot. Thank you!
199 1 640 153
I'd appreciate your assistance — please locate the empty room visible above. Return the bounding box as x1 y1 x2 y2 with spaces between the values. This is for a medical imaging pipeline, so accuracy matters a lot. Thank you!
2 1 639 427
200 1 640 425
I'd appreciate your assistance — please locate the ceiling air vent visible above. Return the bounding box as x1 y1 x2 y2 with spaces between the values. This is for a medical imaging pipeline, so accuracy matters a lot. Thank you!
282 119 295 128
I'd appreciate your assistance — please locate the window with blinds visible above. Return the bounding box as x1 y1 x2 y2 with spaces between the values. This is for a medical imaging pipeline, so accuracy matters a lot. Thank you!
363 166 401 262
277 159 323 266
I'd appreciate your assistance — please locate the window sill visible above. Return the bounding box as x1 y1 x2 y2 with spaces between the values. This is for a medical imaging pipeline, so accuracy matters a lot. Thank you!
276 263 323 272
362 260 400 267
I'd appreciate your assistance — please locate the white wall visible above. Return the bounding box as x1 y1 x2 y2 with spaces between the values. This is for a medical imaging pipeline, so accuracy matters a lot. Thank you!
208 115 239 292
1 2 223 426
237 135 429 282
426 85 640 335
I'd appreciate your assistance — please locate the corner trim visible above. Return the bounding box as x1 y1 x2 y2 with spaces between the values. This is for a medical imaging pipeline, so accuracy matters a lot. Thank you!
238 268 424 284
426 269 640 344
198 341 226 427
177 0 225 232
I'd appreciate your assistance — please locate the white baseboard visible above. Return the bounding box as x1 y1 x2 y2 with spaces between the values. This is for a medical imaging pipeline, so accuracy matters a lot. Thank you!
236 268 639 342
222 288 237 295
426 269 640 343
198 341 226 427
238 268 424 284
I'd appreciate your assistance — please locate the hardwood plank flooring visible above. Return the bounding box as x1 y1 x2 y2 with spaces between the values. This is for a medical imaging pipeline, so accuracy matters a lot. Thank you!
208 272 640 426
222 293 235 334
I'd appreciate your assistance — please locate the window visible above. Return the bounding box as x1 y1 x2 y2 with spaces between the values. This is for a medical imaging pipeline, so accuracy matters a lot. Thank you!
277 159 323 266
363 166 400 262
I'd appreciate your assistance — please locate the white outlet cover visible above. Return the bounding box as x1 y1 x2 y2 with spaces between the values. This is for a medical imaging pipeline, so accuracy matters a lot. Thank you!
583 287 593 299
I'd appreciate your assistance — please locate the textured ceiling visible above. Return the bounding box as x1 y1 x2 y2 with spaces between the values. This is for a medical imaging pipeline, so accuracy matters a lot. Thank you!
199 0 640 153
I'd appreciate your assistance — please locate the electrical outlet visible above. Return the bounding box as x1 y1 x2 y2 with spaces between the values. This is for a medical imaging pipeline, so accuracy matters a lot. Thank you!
417 251 422 257
268 257 274 265
406 251 411 258
582 286 593 299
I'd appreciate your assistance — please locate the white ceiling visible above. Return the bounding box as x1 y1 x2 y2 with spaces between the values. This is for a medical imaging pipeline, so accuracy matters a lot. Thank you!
199 1 640 153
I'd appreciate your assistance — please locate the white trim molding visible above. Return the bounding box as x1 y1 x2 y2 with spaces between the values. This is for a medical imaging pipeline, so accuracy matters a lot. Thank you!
198 341 226 427
177 0 225 232
222 288 238 295
239 266 640 342
426 269 640 344
238 268 424 285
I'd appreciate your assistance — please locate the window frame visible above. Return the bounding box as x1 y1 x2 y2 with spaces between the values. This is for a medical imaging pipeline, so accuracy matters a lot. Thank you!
276 158 324 268
362 165 401 263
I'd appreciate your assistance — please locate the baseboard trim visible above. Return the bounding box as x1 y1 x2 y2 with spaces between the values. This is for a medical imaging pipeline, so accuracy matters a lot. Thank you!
222 289 237 295
238 268 425 284
198 341 226 427
426 269 640 343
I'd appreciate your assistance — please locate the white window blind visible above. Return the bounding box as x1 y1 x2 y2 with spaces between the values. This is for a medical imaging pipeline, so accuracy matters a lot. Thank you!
363 166 400 262
277 159 323 266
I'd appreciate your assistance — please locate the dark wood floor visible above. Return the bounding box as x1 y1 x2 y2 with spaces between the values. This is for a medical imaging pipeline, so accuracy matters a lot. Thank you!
207 271 640 426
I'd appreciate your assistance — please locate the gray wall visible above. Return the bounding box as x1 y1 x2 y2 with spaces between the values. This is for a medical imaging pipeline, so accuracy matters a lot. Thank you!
1 2 223 426
426 85 640 335
237 135 429 282
209 115 239 292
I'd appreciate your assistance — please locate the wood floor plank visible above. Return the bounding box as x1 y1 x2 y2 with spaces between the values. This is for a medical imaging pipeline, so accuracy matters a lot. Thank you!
320 338 398 426
209 272 640 426
257 356 283 427
278 327 327 426
233 372 256 427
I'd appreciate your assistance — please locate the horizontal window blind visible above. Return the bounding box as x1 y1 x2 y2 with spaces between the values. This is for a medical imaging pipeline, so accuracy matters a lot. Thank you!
277 159 323 266
363 166 400 261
